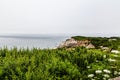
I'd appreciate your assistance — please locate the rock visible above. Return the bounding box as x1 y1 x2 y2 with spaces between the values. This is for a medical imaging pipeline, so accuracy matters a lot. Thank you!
58 38 77 48
86 43 95 49
58 38 95 49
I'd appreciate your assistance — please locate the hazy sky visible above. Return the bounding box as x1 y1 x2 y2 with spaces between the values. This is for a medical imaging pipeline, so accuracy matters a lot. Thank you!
0 0 120 35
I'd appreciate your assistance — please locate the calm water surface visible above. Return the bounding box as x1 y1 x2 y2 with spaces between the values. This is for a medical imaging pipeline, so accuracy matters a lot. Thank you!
0 35 68 49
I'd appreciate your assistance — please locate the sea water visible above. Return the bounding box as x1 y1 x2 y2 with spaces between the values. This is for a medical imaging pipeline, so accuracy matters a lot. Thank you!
0 35 68 49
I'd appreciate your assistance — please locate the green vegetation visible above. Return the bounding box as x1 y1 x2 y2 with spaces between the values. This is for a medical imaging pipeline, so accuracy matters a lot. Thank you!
0 47 120 80
72 36 120 50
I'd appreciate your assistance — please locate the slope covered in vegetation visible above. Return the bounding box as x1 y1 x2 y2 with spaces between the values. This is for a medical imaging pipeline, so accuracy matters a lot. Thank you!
0 47 120 80
72 36 120 50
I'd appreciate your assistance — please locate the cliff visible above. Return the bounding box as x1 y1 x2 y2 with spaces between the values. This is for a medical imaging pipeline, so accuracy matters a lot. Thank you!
58 38 95 49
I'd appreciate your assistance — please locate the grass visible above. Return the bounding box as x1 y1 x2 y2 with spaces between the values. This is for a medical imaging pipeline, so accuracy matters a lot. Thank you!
0 47 120 80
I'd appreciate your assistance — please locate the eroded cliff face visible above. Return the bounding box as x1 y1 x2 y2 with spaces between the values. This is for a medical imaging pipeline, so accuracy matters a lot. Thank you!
58 38 95 49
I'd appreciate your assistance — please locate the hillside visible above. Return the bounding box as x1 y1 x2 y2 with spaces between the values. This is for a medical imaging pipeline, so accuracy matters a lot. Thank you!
58 36 120 51
72 36 120 50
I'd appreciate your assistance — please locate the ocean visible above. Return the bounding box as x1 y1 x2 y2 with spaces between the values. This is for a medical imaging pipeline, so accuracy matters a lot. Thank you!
0 34 68 49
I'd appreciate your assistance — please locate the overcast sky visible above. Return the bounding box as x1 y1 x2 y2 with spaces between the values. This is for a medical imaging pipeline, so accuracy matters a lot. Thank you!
0 0 120 35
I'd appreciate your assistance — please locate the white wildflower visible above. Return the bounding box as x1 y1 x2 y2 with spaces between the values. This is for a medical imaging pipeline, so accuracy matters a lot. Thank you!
96 60 99 62
103 69 111 74
114 71 118 75
103 77 106 80
88 74 94 78
95 70 102 74
87 66 90 69
103 55 106 58
111 50 119 54
108 58 116 62
118 72 120 75
103 74 110 78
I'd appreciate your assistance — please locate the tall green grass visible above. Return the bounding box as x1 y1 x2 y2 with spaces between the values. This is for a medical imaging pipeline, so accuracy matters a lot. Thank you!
0 47 120 80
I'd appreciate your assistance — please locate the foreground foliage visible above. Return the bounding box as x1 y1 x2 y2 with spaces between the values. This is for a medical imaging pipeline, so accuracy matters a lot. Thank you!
0 47 120 80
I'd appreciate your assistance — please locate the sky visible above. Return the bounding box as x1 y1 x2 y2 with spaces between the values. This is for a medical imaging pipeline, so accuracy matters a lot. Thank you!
0 0 120 35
